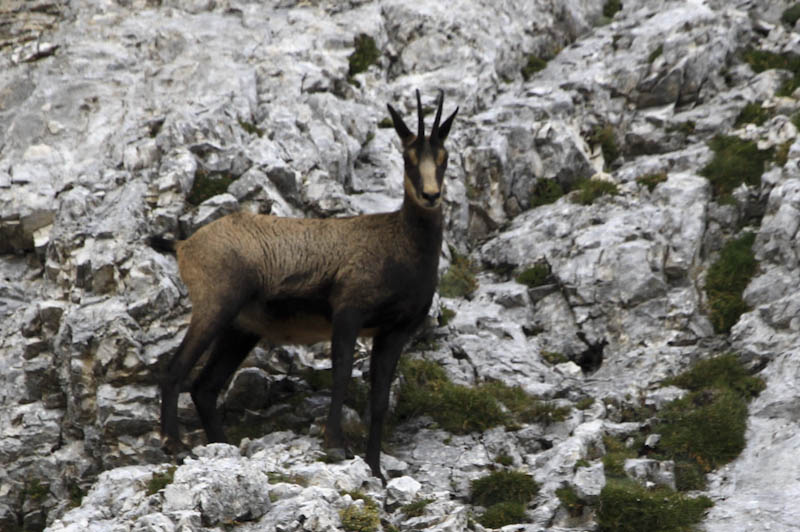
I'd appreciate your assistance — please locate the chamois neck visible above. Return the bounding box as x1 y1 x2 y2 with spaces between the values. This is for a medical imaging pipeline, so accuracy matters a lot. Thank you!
401 194 444 250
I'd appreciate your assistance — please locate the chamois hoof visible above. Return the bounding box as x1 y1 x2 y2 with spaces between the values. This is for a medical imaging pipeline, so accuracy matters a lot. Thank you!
161 436 195 463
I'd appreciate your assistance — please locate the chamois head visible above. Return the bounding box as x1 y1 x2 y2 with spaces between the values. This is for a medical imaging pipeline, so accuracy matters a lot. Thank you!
387 90 458 210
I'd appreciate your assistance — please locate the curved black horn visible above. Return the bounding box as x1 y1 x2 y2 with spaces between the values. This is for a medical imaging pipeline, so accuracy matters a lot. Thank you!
416 89 425 139
431 90 444 140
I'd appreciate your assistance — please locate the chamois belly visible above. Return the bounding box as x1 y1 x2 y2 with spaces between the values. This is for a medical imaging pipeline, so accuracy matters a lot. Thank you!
233 299 376 345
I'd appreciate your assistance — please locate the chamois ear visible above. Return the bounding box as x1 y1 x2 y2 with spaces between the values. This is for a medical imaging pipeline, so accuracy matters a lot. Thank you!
386 104 415 145
435 107 458 144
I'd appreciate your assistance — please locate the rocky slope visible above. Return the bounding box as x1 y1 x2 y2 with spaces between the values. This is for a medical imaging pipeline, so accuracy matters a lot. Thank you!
2 0 800 530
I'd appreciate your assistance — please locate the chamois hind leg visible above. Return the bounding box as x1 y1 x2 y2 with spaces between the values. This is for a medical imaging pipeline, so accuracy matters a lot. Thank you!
365 327 409 482
191 327 259 443
160 294 248 455
324 309 362 459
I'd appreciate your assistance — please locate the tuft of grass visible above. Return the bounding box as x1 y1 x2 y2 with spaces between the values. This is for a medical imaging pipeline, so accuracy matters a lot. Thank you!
652 354 764 490
636 171 667 192
783 3 800 27
347 34 380 84
340 500 380 532
647 44 663 64
439 250 478 298
741 47 800 96
541 351 569 365
556 486 586 517
591 125 620 167
516 262 551 288
522 55 548 81
438 305 456 327
471 470 539 507
573 179 619 205
575 397 595 410
705 232 757 334
699 135 773 203
187 168 236 206
146 466 176 496
734 101 773 127
377 117 394 129
393 360 567 433
603 0 622 18
775 140 792 167
495 453 514 466
602 435 638 478
25 479 50 503
238 118 264 137
401 497 434 518
597 478 712 532
530 178 564 208
478 501 529 528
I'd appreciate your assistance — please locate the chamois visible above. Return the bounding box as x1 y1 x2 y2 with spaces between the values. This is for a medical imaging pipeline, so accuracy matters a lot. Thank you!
153 90 458 481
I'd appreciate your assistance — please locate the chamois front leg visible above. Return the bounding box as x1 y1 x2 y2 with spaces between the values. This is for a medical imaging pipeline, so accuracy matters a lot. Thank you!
324 308 362 460
365 327 410 482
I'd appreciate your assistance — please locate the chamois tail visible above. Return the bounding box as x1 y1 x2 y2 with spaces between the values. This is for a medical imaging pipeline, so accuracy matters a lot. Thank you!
149 235 178 254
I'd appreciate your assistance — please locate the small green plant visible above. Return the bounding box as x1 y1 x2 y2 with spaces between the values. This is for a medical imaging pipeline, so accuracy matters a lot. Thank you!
67 479 86 508
146 466 176 496
556 486 586 517
667 120 696 136
741 48 800 96
494 453 514 466
25 479 50 503
515 262 550 288
734 101 773 127
597 478 712 532
439 250 478 298
347 34 380 81
636 171 667 192
775 140 792 167
340 500 380 532
700 135 773 202
541 351 569 365
377 117 394 129
187 169 237 205
602 435 638 478
438 305 456 326
400 497 434 517
647 44 663 64
783 3 800 27
530 178 564 208
591 125 620 167
522 55 548 80
575 397 595 410
602 0 622 18
471 471 538 528
238 118 264 137
662 354 765 399
705 232 757 333
477 501 528 528
573 179 619 205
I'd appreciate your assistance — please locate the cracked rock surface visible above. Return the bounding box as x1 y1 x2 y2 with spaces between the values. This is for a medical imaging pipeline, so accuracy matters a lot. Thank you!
2 0 800 530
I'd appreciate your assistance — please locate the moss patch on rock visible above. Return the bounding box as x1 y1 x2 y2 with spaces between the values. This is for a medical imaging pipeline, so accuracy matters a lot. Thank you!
471 471 539 528
704 232 758 334
699 135 773 203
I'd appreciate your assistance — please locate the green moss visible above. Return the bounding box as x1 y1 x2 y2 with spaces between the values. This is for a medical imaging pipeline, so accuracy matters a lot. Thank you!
556 486 586 517
603 0 622 18
573 179 619 205
541 351 569 365
394 360 564 434
347 34 380 80
783 4 800 27
377 117 394 129
775 140 792 167
478 502 529 528
522 55 548 81
146 466 176 496
597 478 712 532
530 178 564 208
734 101 772 127
438 305 456 327
238 118 264 137
400 497 434 517
636 172 667 192
647 44 663 64
516 262 551 288
741 48 800 96
439 251 478 298
704 232 758 333
340 497 380 532
602 435 637 478
471 470 539 507
575 397 595 410
662 353 765 400
67 479 86 508
591 125 620 167
494 453 514 466
700 135 773 202
25 479 50 503
187 169 236 206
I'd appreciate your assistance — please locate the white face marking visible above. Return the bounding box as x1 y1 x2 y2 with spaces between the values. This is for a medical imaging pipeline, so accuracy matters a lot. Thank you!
419 158 439 196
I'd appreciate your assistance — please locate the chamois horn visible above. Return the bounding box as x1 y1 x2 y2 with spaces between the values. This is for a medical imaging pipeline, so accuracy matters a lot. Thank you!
430 90 444 140
416 89 425 140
